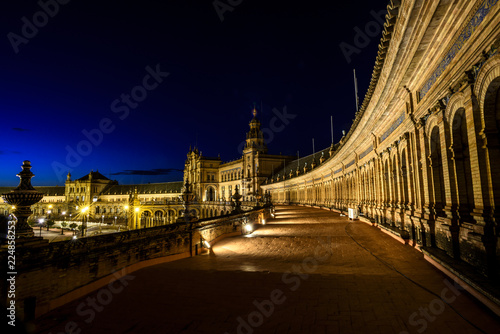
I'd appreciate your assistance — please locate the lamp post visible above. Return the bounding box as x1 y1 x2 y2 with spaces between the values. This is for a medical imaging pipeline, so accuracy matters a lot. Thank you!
81 206 89 237
114 216 117 225
61 211 66 235
134 207 139 229
46 209 51 231
124 205 129 229
38 218 44 237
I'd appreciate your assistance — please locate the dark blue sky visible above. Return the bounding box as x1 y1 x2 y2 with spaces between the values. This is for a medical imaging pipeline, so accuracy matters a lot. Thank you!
0 0 388 186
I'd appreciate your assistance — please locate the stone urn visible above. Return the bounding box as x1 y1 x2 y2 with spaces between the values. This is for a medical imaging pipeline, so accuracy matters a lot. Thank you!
2 161 44 238
177 180 197 223
231 186 242 213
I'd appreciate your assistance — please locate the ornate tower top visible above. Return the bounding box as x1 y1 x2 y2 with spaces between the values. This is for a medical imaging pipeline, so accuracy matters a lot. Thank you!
244 107 267 153
15 160 37 191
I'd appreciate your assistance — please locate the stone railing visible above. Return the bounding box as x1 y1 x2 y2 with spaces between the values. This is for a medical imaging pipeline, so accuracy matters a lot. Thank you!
0 206 271 320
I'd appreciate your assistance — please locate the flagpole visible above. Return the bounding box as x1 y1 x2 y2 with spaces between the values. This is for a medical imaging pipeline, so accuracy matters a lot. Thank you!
331 115 334 144
354 69 359 113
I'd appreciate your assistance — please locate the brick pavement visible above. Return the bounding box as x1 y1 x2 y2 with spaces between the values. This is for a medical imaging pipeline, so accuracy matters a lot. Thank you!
34 206 500 333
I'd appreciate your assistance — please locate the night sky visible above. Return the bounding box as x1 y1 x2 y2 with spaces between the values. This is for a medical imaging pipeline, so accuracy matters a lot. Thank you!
0 0 389 187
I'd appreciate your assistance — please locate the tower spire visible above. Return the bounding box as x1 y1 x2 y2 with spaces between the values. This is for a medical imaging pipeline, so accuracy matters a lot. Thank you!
244 106 267 154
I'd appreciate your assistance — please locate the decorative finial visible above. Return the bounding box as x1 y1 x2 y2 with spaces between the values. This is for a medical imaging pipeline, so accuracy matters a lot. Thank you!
252 107 257 118
15 160 36 191
3 161 45 238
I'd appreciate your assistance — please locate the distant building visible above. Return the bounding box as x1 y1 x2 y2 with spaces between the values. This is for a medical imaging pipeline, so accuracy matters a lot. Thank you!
0 171 183 229
0 109 292 228
184 109 294 205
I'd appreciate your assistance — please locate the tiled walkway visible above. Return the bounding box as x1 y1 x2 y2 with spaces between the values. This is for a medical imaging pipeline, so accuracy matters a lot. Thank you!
35 206 500 333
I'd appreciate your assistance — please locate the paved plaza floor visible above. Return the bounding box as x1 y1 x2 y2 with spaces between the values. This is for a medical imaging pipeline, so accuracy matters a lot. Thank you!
34 206 500 333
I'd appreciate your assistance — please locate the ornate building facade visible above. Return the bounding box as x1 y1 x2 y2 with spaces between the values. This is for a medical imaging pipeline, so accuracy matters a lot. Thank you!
0 110 290 228
262 0 500 279
1 0 498 282
183 109 294 217
0 171 184 229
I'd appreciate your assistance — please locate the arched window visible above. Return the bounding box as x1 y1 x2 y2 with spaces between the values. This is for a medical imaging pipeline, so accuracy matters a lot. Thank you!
207 187 216 201
429 126 446 217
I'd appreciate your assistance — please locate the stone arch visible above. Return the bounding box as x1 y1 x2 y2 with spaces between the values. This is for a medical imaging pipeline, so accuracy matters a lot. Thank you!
477 66 500 278
154 210 164 226
167 209 176 223
450 107 475 214
391 154 399 206
383 156 390 206
445 91 465 122
429 126 446 217
481 75 500 207
141 210 152 228
474 54 500 120
206 185 217 202
400 148 409 207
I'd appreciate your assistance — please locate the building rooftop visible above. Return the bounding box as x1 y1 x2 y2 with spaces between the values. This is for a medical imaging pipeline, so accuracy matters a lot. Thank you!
267 145 337 183
101 182 184 195
76 170 111 182
0 186 65 196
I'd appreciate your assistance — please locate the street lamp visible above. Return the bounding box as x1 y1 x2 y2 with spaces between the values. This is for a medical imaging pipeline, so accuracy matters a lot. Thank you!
134 207 139 229
81 206 89 237
124 205 129 228
47 209 52 231
61 211 66 235
38 218 44 237
114 216 117 225
48 204 53 224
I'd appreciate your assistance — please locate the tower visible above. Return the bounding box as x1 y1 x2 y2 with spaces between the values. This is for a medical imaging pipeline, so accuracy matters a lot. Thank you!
244 108 267 154
242 108 267 199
